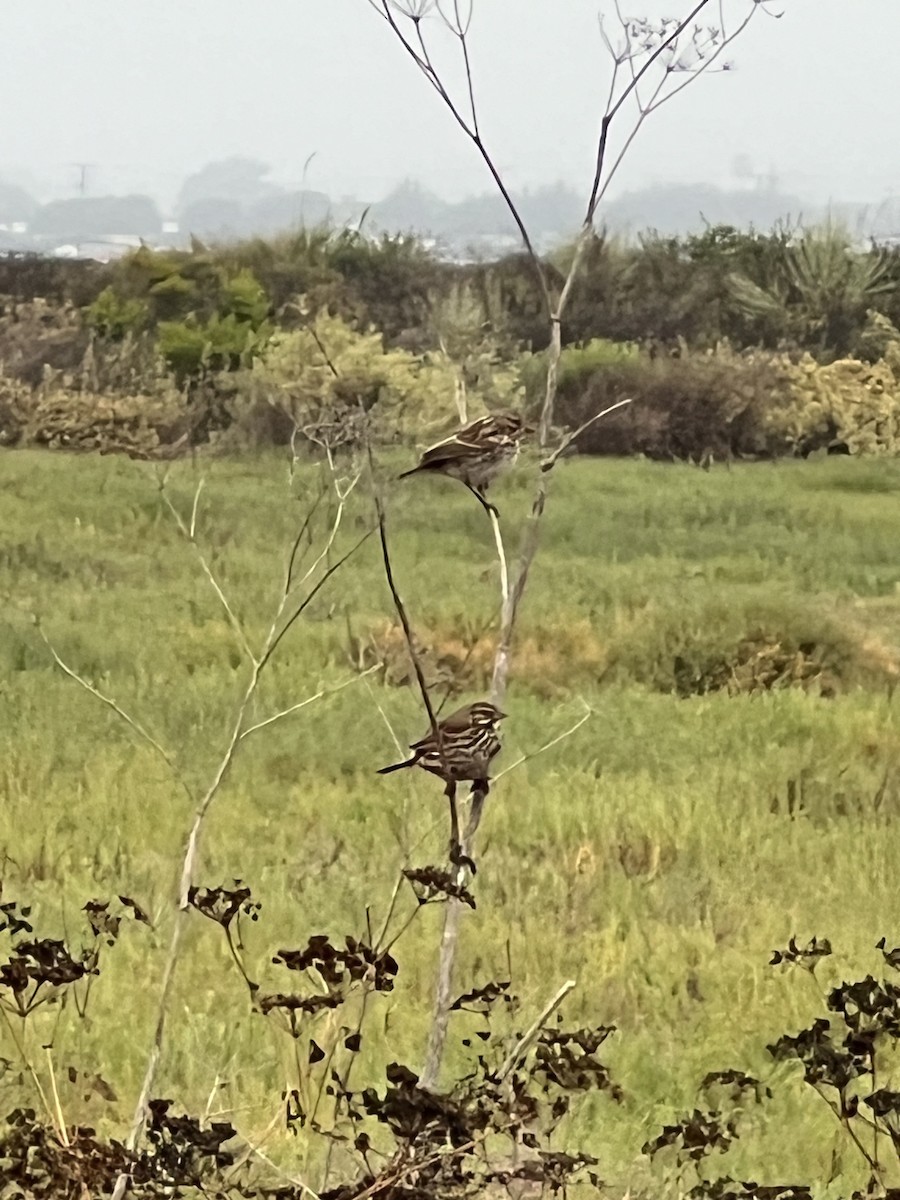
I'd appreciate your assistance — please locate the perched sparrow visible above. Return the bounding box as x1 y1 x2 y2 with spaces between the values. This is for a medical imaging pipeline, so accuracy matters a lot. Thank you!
377 701 506 786
398 411 532 516
378 700 506 869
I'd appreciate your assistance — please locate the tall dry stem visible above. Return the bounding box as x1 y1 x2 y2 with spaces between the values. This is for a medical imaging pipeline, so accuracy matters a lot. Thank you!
367 0 777 1087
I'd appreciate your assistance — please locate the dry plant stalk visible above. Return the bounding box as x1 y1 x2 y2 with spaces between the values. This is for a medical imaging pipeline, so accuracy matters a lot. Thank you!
366 0 779 1088
34 462 372 1200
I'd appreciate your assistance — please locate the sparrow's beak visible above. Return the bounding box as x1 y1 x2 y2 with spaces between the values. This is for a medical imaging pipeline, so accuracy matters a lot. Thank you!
523 422 537 435
496 709 508 720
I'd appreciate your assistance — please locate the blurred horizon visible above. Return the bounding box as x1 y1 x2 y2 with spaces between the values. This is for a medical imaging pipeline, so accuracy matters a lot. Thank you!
2 0 898 253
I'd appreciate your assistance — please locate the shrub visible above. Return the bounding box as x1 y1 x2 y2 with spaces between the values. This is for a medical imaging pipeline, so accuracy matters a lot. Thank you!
529 342 795 460
157 311 272 384
0 376 31 445
218 227 446 343
352 615 608 699
519 337 638 401
609 592 900 697
84 285 149 340
764 351 900 456
85 247 275 383
0 297 89 386
726 223 898 357
21 383 187 454
227 309 523 449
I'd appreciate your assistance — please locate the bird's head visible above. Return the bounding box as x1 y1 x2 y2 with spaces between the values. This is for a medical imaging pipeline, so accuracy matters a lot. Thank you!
467 701 507 727
489 410 533 438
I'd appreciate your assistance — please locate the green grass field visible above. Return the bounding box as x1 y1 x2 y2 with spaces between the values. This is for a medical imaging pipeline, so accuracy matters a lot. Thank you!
4 447 900 1193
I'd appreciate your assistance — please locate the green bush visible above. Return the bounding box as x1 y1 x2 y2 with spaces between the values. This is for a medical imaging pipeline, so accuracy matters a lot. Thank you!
217 227 444 343
223 309 527 450
610 590 898 697
83 285 149 340
85 248 276 383
157 311 272 384
520 337 639 406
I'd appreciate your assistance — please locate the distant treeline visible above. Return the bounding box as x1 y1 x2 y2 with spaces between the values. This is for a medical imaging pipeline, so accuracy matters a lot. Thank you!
5 155 899 248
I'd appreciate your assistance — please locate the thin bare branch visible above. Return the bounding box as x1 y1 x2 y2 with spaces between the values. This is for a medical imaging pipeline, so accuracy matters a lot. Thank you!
38 627 192 801
262 527 374 672
364 677 406 758
239 666 380 740
160 481 257 666
492 700 592 782
288 481 362 599
368 445 440 743
585 0 714 224
438 0 479 134
369 0 550 313
189 477 205 539
305 322 342 379
589 73 669 211
0 1008 59 1140
541 397 634 473
112 489 365 1186
487 506 509 625
421 891 462 1089
286 484 326 591
44 1048 70 1149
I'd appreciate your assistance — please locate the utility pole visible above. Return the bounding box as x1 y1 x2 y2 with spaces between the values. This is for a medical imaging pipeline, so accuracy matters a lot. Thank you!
69 163 97 196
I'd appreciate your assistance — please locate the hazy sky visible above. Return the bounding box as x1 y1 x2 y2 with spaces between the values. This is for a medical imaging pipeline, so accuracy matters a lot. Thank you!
1 2 895 210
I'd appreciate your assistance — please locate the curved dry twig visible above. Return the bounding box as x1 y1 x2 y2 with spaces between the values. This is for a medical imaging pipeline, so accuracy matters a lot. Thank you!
541 397 634 473
491 698 593 783
239 665 381 740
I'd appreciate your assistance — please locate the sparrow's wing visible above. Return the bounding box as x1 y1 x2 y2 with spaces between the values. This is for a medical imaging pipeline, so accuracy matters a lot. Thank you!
431 705 474 733
408 705 471 750
454 414 494 440
413 438 482 468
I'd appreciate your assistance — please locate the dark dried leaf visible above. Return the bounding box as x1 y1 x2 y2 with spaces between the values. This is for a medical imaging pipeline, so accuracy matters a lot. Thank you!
187 881 260 929
770 936 832 972
643 1109 738 1161
451 979 512 1012
309 1039 326 1065
768 1018 870 1091
119 895 152 927
403 866 476 910
274 934 398 994
257 991 343 1017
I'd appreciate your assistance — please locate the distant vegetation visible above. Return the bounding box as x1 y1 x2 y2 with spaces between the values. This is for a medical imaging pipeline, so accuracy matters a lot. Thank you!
2 221 900 463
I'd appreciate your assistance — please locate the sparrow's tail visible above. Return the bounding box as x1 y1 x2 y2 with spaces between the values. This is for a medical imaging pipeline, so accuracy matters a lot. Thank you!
376 756 418 775
396 465 423 481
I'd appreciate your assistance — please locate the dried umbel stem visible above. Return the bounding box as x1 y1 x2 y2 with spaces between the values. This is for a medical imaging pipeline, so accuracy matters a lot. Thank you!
369 0 778 1087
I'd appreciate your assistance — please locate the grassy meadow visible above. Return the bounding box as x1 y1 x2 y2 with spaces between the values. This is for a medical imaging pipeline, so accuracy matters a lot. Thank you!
4 446 900 1192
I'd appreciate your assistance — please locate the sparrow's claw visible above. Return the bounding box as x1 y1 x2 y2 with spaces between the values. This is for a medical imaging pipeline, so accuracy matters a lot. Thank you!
450 840 477 875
